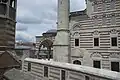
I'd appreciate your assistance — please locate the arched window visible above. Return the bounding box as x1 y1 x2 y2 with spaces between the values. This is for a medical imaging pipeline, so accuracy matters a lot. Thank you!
73 60 81 65
10 0 15 8
73 23 81 31
110 29 118 47
93 30 99 47
38 39 53 60
72 32 80 47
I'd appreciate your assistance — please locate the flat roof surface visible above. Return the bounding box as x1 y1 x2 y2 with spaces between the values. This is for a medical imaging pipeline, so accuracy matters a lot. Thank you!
4 68 39 80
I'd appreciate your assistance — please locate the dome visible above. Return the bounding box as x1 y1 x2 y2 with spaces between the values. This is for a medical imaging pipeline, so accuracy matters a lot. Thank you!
46 29 57 33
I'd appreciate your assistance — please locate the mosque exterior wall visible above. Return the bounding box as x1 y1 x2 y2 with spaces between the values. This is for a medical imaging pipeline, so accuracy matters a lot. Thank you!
70 0 120 71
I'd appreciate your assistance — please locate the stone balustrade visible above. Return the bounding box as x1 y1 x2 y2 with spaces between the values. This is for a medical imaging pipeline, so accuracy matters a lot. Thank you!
23 58 120 80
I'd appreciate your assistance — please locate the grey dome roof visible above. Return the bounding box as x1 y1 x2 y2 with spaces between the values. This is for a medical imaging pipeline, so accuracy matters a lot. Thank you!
46 29 57 33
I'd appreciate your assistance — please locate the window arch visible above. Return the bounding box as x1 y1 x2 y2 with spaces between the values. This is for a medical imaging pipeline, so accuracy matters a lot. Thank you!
72 32 80 38
37 39 53 60
72 23 81 31
93 30 99 36
73 60 81 65
90 52 102 59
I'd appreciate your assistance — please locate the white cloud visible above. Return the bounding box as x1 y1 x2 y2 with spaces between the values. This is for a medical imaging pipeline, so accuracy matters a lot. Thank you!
16 23 28 31
16 31 35 42
70 0 86 12
16 0 86 42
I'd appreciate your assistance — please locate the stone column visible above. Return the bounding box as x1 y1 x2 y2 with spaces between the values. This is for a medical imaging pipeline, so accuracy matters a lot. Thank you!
53 0 70 63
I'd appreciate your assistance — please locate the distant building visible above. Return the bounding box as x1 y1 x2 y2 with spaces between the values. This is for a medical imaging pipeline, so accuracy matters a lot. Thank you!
15 42 36 60
15 46 31 60
0 0 17 51
36 29 57 49
36 29 56 59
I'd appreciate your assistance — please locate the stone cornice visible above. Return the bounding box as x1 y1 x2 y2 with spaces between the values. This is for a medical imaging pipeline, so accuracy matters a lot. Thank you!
92 0 115 5
57 29 70 32
92 12 120 19
92 9 120 14
53 44 70 46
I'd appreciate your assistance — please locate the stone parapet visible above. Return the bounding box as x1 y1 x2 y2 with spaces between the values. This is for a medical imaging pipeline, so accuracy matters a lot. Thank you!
23 58 120 80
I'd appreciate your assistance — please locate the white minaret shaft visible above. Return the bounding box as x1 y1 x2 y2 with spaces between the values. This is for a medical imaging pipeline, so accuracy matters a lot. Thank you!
58 0 69 30
53 0 70 63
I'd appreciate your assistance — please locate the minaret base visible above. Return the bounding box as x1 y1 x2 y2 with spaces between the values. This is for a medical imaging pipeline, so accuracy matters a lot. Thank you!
53 45 70 63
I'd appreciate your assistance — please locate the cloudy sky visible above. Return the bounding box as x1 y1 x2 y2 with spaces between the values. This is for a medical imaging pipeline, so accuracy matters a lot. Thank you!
16 0 86 42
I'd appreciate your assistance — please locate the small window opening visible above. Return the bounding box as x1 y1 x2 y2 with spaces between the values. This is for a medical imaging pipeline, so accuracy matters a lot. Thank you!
10 0 15 8
44 66 48 77
93 61 101 68
111 62 119 72
75 39 79 46
28 62 31 71
111 37 117 46
94 38 99 46
73 60 81 65
85 76 90 80
61 70 66 80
